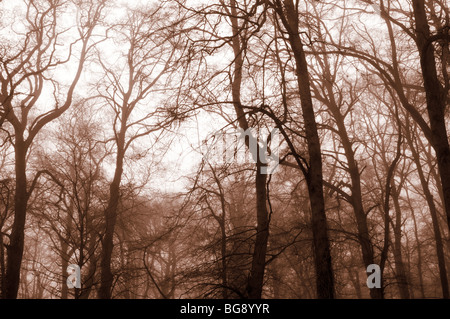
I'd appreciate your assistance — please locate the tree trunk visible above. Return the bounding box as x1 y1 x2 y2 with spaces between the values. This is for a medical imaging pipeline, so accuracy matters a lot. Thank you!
410 200 426 298
347 266 362 299
220 214 228 299
79 229 99 299
391 183 411 299
4 137 28 299
98 143 124 299
60 239 69 299
247 161 269 299
279 0 335 298
405 120 449 298
269 259 282 298
61 201 75 299
0 233 5 297
316 59 380 298
229 0 270 299
412 0 450 236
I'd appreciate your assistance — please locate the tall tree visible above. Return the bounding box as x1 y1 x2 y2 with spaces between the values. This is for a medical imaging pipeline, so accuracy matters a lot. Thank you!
227 0 271 299
307 10 382 297
271 0 335 298
403 115 449 298
411 0 450 236
96 4 185 298
0 0 105 299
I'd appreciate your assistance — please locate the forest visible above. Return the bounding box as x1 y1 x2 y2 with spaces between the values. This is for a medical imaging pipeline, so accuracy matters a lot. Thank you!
0 0 449 299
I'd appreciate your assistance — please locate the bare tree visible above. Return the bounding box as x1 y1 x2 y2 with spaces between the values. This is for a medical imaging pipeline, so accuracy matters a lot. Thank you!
226 0 271 299
95 3 187 298
0 0 105 299
411 0 450 237
31 102 107 299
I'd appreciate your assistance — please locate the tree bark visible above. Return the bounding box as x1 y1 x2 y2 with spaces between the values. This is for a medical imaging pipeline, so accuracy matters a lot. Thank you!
412 0 450 236
313 49 380 298
98 139 125 299
277 0 334 298
404 119 449 298
60 235 70 299
407 190 426 298
4 137 28 299
247 161 269 299
229 0 270 299
391 182 411 299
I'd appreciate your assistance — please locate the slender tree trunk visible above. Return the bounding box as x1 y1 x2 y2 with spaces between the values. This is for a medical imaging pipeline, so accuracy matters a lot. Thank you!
168 242 177 299
61 239 69 299
220 215 228 299
4 137 28 299
278 0 334 298
228 0 270 299
269 259 281 298
98 141 125 299
79 203 98 299
228 181 249 294
347 266 362 299
317 64 380 298
353 268 363 299
405 237 414 298
0 233 5 297
247 161 269 299
208 165 229 298
79 257 96 299
405 120 449 298
391 183 411 299
0 206 8 297
412 0 450 235
61 201 75 299
410 201 426 298
378 121 403 299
